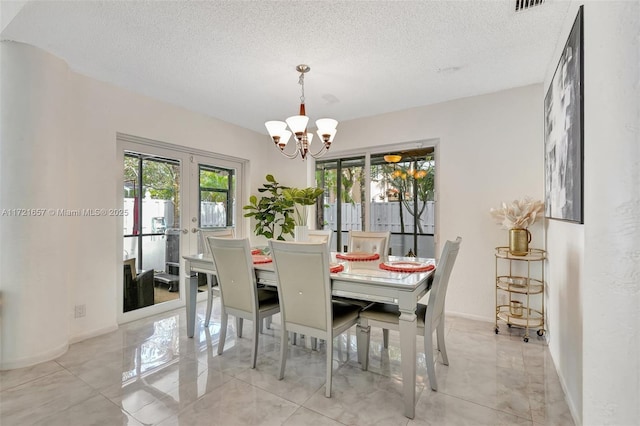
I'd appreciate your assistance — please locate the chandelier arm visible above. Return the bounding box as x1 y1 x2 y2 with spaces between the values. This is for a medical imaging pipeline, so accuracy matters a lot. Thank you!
307 142 330 159
276 143 301 159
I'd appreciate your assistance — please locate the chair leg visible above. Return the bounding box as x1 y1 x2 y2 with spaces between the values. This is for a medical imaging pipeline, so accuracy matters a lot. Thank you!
218 312 228 355
382 328 389 349
424 328 438 391
205 274 214 326
251 317 259 369
436 319 449 366
265 317 272 329
236 317 243 338
325 335 333 398
356 322 370 371
278 327 288 380
311 337 318 351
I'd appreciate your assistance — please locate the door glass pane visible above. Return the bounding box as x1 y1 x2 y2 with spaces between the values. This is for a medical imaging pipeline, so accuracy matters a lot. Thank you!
123 153 181 312
199 165 235 229
315 157 365 251
370 149 435 257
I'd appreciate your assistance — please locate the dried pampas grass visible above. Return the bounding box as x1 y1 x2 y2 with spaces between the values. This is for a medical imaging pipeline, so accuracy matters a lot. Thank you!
490 197 544 229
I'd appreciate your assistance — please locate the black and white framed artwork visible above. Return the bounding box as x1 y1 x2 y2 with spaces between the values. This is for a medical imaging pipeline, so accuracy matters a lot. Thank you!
544 6 584 224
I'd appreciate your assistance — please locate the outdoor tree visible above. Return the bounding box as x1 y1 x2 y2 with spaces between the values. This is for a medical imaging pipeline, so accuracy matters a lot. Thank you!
375 156 434 233
124 156 181 229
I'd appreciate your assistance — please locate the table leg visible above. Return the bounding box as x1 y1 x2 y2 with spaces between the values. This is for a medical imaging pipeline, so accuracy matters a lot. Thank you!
398 307 417 419
185 260 197 338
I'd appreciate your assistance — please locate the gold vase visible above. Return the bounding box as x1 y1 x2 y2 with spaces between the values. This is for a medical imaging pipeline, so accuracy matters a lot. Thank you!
509 228 531 256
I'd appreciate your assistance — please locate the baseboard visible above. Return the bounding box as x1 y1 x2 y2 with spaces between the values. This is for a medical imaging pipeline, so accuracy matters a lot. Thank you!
446 310 494 323
549 339 583 426
0 342 68 371
69 324 119 345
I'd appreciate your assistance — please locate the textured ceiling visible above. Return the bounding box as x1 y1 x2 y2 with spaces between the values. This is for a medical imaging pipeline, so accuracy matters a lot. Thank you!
1 0 572 133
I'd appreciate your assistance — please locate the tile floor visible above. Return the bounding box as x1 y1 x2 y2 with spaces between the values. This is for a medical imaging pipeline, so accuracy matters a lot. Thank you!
0 299 574 425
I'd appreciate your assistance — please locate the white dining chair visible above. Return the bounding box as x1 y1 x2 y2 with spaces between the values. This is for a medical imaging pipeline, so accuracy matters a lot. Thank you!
347 230 390 256
198 227 235 254
358 236 462 391
307 229 333 248
198 228 235 326
206 236 280 368
269 240 369 397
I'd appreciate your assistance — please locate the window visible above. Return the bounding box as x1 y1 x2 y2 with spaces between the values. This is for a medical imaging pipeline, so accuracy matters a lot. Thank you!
316 146 436 257
315 156 365 251
199 165 235 228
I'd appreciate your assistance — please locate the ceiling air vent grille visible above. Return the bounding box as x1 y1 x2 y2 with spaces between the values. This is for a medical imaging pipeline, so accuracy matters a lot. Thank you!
515 0 545 12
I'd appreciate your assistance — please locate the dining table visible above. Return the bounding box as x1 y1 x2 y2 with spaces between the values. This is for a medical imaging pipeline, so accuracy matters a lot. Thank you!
182 251 435 419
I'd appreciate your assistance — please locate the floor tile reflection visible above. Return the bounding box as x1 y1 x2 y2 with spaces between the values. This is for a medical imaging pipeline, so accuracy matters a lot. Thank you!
0 299 575 425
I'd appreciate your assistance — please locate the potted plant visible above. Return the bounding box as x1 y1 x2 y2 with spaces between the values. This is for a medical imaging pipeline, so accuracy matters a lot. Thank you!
490 197 544 255
282 186 324 241
243 174 295 240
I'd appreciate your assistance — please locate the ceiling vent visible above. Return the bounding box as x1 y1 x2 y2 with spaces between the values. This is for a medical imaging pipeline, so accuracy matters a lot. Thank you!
515 0 545 12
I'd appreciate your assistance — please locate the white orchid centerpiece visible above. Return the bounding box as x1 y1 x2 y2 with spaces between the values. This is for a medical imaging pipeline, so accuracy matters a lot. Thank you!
490 197 544 229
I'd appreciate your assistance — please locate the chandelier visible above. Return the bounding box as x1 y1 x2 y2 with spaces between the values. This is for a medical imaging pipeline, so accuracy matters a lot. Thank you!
265 64 337 160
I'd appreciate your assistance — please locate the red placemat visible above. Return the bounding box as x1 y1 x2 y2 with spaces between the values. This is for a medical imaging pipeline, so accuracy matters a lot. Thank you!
330 263 344 273
379 261 435 273
252 254 272 264
335 252 380 261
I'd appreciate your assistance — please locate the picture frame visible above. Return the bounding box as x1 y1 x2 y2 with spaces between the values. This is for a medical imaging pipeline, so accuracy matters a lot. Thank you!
544 6 584 224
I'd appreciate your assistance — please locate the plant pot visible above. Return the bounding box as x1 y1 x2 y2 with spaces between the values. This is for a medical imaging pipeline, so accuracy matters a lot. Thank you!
294 225 309 242
509 228 531 256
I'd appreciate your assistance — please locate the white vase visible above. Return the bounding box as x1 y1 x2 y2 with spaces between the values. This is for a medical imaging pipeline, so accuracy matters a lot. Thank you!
294 225 309 242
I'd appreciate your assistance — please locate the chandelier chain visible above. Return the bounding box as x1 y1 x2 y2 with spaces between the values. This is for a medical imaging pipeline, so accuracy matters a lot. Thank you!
298 72 305 104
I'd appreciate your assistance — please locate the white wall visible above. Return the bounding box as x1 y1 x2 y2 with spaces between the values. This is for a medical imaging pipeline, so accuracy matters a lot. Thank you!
332 85 544 322
542 3 586 422
0 41 71 369
581 1 639 425
544 2 640 425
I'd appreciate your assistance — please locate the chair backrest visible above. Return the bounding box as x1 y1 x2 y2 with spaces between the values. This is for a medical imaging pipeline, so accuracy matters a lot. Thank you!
199 228 235 255
206 236 257 314
347 230 390 256
269 241 332 334
307 229 332 247
425 237 462 327
124 258 136 280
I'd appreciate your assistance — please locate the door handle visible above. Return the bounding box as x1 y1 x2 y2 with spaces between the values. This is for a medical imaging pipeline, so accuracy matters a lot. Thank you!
192 228 199 233
181 228 188 234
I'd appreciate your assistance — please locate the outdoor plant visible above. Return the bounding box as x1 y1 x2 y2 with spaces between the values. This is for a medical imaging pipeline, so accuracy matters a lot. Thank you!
282 187 325 226
490 197 544 229
243 174 295 240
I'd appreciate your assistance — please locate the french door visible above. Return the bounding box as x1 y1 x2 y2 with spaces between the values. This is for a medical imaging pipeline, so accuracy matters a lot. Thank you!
117 135 244 321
